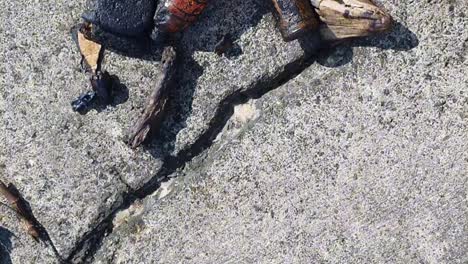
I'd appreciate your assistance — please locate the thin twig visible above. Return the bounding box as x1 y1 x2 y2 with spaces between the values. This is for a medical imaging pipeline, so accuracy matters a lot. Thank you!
128 46 177 148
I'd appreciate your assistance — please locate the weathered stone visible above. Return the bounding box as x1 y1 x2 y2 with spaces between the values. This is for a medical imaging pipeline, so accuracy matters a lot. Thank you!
93 0 468 262
1 0 162 258
1 0 317 260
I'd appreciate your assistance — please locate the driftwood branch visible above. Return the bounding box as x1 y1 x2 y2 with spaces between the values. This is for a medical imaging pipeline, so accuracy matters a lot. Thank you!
312 0 392 41
0 180 41 241
128 46 177 148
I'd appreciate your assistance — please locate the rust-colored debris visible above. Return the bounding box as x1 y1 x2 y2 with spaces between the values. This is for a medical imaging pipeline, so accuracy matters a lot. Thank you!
128 46 177 148
154 0 209 34
0 180 41 241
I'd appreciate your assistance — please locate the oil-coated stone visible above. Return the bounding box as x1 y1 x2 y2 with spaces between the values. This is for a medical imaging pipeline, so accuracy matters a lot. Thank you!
83 0 156 37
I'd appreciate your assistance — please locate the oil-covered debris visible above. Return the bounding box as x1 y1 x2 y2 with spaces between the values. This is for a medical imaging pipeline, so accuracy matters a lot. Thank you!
78 0 393 54
82 0 156 37
71 70 114 113
91 71 113 105
71 91 96 113
0 180 41 242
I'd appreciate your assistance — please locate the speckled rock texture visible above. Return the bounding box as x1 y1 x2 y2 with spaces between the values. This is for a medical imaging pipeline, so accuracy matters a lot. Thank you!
93 0 467 263
121 0 320 189
1 0 163 257
0 200 59 264
1 0 317 261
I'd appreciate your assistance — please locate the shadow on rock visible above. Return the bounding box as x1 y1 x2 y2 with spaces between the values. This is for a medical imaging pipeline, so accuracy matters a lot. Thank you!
75 74 130 115
144 0 271 158
0 227 14 264
70 0 420 173
316 21 419 68
72 0 270 157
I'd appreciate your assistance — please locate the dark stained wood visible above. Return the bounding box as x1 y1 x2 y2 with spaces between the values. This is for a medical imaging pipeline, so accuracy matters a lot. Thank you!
271 0 319 41
128 46 177 149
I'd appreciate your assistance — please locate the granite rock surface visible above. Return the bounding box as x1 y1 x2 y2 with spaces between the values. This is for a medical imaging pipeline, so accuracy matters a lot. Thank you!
93 0 467 263
1 0 318 261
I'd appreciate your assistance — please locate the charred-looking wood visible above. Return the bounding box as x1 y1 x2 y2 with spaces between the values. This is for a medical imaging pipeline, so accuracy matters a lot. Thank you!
128 46 177 149
311 0 393 41
153 0 209 34
271 0 319 41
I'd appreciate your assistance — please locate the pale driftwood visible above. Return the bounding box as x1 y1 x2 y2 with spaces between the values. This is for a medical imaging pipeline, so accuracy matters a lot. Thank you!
128 46 177 149
312 0 392 41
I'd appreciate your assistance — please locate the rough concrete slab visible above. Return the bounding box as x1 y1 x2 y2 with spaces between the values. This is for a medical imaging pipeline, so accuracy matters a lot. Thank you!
118 0 320 188
93 0 468 263
1 0 161 258
1 0 318 260
154 0 320 162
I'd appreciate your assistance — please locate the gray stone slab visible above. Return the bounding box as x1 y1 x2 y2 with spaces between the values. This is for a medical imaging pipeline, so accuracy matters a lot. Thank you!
1 0 161 258
1 0 316 260
154 0 319 160
93 1 468 263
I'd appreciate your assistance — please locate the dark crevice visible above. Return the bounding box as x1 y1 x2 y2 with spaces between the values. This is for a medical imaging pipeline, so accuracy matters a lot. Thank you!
65 43 317 264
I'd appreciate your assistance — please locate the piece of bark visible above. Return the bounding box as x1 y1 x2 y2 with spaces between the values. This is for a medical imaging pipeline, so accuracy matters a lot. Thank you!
311 0 392 41
128 46 177 149
0 180 41 241
78 23 102 73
